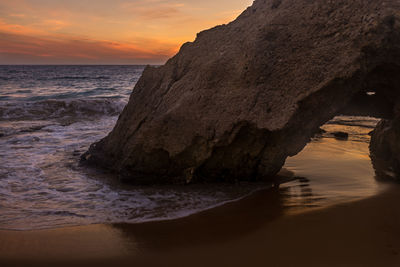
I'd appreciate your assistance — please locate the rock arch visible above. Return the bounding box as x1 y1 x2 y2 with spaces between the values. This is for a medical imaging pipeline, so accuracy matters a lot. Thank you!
83 0 400 184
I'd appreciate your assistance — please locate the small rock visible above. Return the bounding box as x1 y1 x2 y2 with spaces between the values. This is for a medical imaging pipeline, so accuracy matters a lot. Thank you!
333 131 349 140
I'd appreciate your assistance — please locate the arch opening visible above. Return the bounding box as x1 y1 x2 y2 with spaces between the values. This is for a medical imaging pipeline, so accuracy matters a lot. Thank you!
288 62 400 185
283 114 383 210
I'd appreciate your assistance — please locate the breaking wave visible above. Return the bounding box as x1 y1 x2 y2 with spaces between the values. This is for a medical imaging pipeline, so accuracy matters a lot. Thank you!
36 76 111 81
0 98 127 121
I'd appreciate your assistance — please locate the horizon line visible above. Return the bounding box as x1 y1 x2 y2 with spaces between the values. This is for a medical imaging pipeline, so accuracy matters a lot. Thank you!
0 64 163 66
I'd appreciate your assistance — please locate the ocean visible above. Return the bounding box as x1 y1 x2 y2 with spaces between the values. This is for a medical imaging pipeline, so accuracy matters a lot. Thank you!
0 65 387 230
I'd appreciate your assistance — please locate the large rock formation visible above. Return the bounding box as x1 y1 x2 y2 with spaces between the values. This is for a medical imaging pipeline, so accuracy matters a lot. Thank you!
83 0 400 184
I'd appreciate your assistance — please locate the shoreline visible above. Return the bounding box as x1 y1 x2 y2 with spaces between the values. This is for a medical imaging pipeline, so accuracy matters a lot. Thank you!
2 183 400 266
0 169 297 232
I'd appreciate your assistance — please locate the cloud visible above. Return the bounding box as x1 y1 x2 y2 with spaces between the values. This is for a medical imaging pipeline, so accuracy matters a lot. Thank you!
0 31 179 64
120 0 185 20
0 18 45 35
9 14 26 18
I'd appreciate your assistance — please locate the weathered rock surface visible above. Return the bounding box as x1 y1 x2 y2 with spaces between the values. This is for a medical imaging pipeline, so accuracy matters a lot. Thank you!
83 0 400 184
370 117 400 181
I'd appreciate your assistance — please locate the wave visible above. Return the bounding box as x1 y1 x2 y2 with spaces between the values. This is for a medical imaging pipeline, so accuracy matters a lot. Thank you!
0 98 127 121
36 76 111 81
54 76 111 80
26 87 121 101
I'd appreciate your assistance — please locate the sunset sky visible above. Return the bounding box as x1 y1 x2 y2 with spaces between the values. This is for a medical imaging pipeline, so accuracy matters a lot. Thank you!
0 0 253 64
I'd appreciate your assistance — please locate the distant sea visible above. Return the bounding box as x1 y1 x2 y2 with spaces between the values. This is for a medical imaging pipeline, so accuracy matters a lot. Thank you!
0 65 387 230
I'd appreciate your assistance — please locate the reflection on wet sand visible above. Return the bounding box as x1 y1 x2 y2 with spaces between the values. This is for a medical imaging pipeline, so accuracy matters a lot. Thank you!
283 116 388 212
279 176 325 213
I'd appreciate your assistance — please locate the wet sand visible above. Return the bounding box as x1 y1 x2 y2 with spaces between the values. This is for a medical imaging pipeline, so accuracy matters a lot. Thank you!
1 184 400 267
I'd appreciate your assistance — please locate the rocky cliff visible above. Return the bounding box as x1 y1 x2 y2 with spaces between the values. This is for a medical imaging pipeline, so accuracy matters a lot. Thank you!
83 0 400 184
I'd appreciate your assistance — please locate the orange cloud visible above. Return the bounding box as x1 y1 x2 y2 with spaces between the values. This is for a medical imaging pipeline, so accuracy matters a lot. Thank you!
0 31 179 64
0 19 45 35
9 14 26 18
120 1 185 20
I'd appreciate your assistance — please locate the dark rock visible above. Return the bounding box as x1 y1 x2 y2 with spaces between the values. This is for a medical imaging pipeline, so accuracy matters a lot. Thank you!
314 128 327 137
83 0 400 184
332 131 349 140
370 118 400 181
297 177 310 183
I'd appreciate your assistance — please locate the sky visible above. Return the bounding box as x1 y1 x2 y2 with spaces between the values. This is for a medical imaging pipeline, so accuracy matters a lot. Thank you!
0 0 253 64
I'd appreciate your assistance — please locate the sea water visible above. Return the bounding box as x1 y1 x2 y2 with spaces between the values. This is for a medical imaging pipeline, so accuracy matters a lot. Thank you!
0 65 387 230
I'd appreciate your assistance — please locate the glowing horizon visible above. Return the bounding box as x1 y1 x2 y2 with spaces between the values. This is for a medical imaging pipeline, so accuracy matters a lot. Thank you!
0 0 253 65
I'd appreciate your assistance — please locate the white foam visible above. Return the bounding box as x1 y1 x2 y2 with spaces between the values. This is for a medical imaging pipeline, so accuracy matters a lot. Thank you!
0 114 267 231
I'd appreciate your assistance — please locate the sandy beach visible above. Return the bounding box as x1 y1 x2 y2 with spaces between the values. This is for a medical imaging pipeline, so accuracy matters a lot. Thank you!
1 184 400 267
